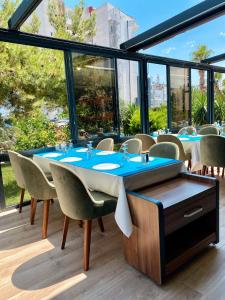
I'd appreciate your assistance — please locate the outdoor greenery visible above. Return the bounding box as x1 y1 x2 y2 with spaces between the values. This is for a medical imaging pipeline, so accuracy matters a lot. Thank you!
2 164 30 207
0 0 96 151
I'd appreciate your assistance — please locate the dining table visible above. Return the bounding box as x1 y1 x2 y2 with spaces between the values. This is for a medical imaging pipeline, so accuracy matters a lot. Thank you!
33 148 184 238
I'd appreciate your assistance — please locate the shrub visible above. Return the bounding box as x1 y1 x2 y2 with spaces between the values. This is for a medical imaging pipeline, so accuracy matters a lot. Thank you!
149 105 167 131
12 110 57 150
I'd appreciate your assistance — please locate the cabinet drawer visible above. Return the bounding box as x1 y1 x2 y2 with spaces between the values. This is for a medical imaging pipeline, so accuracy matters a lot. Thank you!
164 188 216 235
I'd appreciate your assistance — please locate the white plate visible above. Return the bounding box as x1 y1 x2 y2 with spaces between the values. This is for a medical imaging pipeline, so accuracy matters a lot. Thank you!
76 148 88 152
92 163 120 170
60 157 82 162
179 138 189 141
129 156 142 162
96 151 116 156
42 153 62 158
130 156 155 162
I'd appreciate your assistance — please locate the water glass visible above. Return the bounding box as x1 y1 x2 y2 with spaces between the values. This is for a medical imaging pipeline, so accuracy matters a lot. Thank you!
68 141 73 151
55 144 60 152
140 153 146 164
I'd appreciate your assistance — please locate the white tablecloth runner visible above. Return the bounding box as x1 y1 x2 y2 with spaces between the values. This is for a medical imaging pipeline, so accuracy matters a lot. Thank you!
34 155 184 237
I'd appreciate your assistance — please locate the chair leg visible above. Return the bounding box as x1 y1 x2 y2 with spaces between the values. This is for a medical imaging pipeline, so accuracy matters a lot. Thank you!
222 168 225 178
202 165 207 176
30 198 37 225
42 200 50 239
83 220 92 271
61 215 70 249
211 166 215 177
188 159 192 171
77 220 83 228
97 217 104 232
217 167 220 176
19 188 25 213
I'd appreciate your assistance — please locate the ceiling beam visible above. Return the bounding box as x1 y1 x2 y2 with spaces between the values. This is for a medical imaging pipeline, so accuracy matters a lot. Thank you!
120 0 225 52
1 27 225 73
8 0 43 30
202 53 225 64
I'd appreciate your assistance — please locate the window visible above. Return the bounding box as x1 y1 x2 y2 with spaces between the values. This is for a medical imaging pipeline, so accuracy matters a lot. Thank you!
170 67 190 130
117 59 141 136
191 69 208 126
72 53 117 141
214 72 225 123
147 63 167 132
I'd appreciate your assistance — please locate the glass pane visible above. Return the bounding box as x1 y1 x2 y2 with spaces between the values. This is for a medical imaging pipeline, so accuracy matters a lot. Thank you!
117 59 141 136
214 72 225 124
170 67 190 130
0 42 68 207
147 63 167 132
72 53 117 141
191 69 208 126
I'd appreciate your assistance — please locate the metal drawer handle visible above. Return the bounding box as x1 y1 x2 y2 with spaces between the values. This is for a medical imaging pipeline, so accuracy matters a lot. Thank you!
184 207 203 218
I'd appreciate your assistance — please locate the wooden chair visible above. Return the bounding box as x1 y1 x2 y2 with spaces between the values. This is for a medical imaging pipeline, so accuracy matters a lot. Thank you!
17 155 57 239
96 138 114 151
8 150 26 213
135 134 156 152
120 138 142 154
50 162 117 271
149 142 179 159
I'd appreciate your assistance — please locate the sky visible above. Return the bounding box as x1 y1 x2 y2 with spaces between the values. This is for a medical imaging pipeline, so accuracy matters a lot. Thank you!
64 0 225 65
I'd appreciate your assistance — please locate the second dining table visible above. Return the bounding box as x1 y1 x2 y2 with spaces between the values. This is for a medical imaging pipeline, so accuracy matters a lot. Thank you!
34 148 184 237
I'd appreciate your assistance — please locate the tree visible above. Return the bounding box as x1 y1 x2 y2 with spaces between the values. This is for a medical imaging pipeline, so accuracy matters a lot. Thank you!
192 45 213 90
48 0 96 42
0 0 96 116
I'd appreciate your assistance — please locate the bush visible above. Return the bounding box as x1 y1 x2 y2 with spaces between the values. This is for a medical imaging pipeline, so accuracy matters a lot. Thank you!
13 110 57 150
149 105 167 131
192 88 208 125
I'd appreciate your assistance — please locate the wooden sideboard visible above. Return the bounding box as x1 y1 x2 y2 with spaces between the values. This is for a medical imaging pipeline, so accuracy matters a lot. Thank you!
123 173 219 285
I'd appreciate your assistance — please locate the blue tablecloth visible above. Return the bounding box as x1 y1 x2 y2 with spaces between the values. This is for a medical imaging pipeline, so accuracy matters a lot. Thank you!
177 135 202 142
35 148 180 177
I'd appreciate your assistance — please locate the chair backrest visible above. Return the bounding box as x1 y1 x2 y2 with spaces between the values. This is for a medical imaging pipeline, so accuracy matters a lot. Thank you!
200 135 225 167
157 134 186 161
199 126 219 135
178 126 197 135
50 162 96 220
135 134 156 152
120 138 142 154
96 138 114 151
8 150 25 189
17 155 55 200
149 142 179 160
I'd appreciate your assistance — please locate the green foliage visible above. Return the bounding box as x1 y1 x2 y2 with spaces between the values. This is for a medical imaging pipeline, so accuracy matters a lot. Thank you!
149 105 167 131
192 44 213 62
48 0 96 42
0 0 96 150
120 103 167 135
192 88 208 125
2 164 30 207
12 110 57 150
120 103 139 135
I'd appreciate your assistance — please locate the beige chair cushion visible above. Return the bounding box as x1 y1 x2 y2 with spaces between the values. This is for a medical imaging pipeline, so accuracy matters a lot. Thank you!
18 155 56 200
135 134 156 152
149 142 179 160
8 150 25 189
120 138 142 154
96 138 114 151
157 134 188 161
